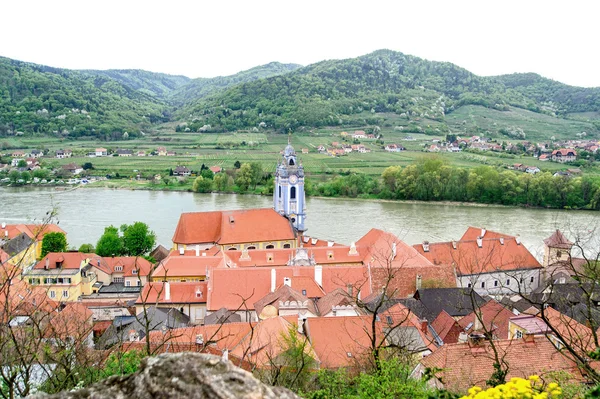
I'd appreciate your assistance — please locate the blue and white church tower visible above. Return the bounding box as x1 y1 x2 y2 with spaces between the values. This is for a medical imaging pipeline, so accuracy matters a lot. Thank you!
274 139 306 232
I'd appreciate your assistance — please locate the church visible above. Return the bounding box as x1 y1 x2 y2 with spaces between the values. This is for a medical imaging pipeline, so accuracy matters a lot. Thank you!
172 140 307 252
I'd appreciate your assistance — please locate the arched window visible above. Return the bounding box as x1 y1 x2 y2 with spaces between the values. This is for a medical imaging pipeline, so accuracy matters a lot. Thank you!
290 186 296 199
283 243 291 249
228 247 237 251
265 244 275 249
246 246 256 250
289 158 295 166
278 186 281 198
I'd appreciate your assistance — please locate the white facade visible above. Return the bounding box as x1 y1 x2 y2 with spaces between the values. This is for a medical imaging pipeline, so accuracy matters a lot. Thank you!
273 142 306 231
458 268 541 296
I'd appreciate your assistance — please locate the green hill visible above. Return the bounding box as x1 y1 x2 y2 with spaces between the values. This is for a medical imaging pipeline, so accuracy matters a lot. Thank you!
80 69 190 99
181 50 600 138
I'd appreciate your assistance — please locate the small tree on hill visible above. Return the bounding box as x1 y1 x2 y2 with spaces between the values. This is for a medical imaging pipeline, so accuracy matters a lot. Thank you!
41 232 67 257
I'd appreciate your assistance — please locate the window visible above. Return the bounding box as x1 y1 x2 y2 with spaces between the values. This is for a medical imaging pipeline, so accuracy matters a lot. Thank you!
278 186 281 198
132 269 138 275
386 316 393 325
516 330 523 339
290 186 296 199
246 246 256 250
265 244 274 249
289 159 295 166
228 247 237 251
126 281 131 287
480 281 485 288
113 277 124 283
49 290 56 298
196 290 203 298
467 283 472 288
137 280 141 286
530 276 535 283
302 289 307 296
494 280 498 287
506 279 510 286
115 266 123 272
62 290 69 298
283 243 291 249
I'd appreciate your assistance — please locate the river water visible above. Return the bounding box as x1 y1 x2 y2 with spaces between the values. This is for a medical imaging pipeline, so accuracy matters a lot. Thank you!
1 187 598 259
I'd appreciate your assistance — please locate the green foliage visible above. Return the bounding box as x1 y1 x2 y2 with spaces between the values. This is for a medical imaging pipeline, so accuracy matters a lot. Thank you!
17 159 27 168
95 225 124 257
82 162 94 170
235 163 253 192
78 243 95 253
192 175 213 193
121 222 156 256
40 232 67 257
304 357 437 399
100 350 145 379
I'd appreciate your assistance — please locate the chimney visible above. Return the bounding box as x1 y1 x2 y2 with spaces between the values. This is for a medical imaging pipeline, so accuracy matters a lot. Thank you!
499 237 504 245
392 242 397 259
347 283 353 297
222 348 229 361
419 319 428 334
516 235 521 245
473 312 483 331
422 241 430 252
129 329 139 342
327 241 334 247
523 332 535 343
283 277 291 287
1 222 5 229
164 281 171 301
348 242 358 256
416 274 422 290
314 265 323 287
452 241 457 249
195 245 200 257
179 247 184 255
195 334 204 345
202 252 206 257
297 315 305 334
481 228 486 238
240 248 250 261
311 237 318 245
458 331 468 343
270 269 276 292
4 231 7 238
476 237 483 248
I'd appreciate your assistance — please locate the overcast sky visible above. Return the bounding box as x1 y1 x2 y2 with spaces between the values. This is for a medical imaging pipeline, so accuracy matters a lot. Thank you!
2 1 599 87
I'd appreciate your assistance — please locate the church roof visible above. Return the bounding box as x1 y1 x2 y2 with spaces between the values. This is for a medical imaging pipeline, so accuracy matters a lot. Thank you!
543 230 573 249
172 208 296 245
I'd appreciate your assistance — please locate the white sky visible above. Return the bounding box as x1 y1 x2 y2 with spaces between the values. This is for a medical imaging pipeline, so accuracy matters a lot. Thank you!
2 0 599 87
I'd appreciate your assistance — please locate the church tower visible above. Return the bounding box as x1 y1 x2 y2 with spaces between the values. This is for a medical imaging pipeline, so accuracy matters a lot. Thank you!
274 139 306 232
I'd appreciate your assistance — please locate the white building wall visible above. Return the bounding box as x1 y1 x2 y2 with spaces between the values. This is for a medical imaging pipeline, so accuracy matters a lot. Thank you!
457 268 541 296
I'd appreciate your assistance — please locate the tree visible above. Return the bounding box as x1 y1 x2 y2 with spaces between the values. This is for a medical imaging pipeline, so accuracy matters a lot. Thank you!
249 162 263 189
213 173 229 191
17 160 27 168
95 226 124 257
8 170 19 183
82 162 93 170
235 163 253 192
192 176 213 193
234 160 241 169
41 232 67 257
121 222 156 256
78 243 95 253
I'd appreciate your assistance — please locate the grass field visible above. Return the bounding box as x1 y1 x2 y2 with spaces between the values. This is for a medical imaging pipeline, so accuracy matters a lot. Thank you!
3 105 598 179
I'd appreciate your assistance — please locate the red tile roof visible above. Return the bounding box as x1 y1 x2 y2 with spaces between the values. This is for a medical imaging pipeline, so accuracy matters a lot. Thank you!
419 337 584 392
460 226 514 241
136 281 207 305
413 236 541 276
305 316 384 369
253 285 317 317
316 288 355 316
151 255 223 279
172 208 295 245
224 246 364 267
284 276 325 298
1 223 65 241
543 230 573 249
458 300 514 339
431 310 462 344
33 252 96 270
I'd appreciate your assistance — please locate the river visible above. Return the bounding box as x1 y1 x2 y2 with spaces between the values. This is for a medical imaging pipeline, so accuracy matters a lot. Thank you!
1 187 598 259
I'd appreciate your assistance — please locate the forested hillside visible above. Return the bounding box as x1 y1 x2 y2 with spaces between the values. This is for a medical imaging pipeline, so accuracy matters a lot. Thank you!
0 57 168 140
80 69 190 99
182 50 600 134
1 50 599 141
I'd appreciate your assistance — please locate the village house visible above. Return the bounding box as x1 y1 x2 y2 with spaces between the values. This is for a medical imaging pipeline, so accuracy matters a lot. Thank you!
385 144 405 152
413 227 542 296
525 166 540 174
116 149 133 157
173 166 191 176
352 130 366 139
551 148 577 163
55 149 72 159
157 146 167 156
1 222 66 259
136 281 208 325
62 163 83 175
209 166 222 174
0 232 36 269
11 150 25 157
151 247 223 282
137 150 146 156
167 150 176 156
95 148 108 157
29 149 43 158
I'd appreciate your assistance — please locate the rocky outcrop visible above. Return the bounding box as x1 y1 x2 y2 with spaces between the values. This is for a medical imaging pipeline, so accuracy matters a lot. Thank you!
30 353 300 399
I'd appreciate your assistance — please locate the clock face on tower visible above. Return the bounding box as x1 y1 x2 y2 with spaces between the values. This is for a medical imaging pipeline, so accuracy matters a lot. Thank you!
289 174 298 184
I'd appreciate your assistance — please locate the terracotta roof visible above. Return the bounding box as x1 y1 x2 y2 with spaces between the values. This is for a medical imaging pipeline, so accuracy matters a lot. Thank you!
419 337 584 392
552 149 577 156
253 285 317 317
544 307 596 353
458 300 515 339
460 227 515 241
151 255 223 279
305 316 384 368
543 230 573 249
208 266 372 312
136 281 207 305
381 303 439 352
413 237 541 276
172 208 295 245
209 166 222 173
316 288 355 316
431 310 461 344
45 302 94 339
1 223 65 241
280 276 325 298
225 246 364 267
33 252 95 270
90 256 153 277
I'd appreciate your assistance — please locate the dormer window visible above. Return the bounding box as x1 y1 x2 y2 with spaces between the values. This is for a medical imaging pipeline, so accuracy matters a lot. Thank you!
115 266 123 272
132 269 138 275
196 290 203 298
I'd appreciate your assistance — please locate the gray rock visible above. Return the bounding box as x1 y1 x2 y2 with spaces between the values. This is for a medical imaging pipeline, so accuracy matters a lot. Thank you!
29 353 300 399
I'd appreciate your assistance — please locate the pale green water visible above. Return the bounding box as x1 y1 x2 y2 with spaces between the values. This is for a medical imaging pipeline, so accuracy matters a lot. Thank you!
1 187 598 259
